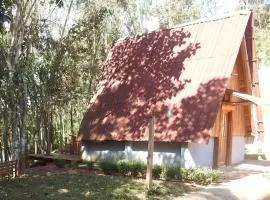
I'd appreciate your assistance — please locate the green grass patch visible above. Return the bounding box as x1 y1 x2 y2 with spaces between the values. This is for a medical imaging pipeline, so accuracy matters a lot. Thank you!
0 171 188 200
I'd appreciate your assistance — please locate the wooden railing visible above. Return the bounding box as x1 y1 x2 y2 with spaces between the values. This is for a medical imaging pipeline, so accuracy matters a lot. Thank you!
0 160 17 180
61 135 81 155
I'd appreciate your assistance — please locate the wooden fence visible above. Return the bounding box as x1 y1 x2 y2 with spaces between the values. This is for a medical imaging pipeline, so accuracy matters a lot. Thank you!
0 160 17 180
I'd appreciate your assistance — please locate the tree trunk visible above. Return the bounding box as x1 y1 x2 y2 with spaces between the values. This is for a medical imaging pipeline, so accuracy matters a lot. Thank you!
12 102 19 162
146 117 155 189
8 1 23 164
20 80 28 168
70 105 74 134
59 110 63 150
44 109 50 155
35 110 41 154
49 109 53 153
2 104 10 161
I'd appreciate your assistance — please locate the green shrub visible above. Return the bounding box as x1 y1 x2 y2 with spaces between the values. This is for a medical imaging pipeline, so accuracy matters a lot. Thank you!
162 165 181 180
98 159 118 175
180 167 220 184
130 161 146 177
153 165 162 179
54 160 67 168
117 160 130 176
210 169 220 181
194 169 207 183
116 159 147 177
181 168 195 182
96 158 220 184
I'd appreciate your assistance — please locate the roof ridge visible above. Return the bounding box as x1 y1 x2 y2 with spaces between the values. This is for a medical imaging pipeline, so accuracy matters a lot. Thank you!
172 10 251 28
115 10 251 44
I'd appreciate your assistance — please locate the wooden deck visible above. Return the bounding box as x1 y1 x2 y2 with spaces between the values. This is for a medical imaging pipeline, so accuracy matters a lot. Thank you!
28 153 82 162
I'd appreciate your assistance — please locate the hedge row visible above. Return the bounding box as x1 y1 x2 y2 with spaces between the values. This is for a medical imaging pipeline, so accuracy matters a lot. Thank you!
97 159 220 185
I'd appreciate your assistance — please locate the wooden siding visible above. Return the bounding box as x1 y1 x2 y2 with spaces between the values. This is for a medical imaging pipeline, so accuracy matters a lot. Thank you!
211 45 252 166
227 50 250 136
212 108 221 137
239 41 253 134
217 112 229 165
212 42 252 138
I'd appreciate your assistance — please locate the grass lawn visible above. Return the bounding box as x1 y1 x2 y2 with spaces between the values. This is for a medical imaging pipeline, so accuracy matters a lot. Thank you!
0 169 194 200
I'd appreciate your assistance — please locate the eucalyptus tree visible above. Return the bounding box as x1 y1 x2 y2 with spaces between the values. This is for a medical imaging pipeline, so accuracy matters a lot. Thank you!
0 0 38 163
0 0 67 163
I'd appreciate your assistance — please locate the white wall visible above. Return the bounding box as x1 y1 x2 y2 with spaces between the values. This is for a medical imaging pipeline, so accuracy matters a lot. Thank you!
183 138 214 168
81 141 126 161
81 140 214 168
82 141 182 165
127 142 182 165
231 136 245 164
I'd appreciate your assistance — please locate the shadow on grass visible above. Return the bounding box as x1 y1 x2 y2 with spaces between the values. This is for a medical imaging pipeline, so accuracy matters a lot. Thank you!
0 171 189 200
179 187 241 200
147 180 197 199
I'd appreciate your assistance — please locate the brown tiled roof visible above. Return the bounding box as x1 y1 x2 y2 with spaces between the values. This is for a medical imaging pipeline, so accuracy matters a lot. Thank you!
78 11 251 144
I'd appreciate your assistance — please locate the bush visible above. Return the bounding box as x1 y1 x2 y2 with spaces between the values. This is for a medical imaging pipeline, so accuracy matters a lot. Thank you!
116 160 146 177
98 159 118 175
54 160 67 168
153 165 162 179
117 160 130 176
162 165 181 180
181 168 195 182
210 169 220 182
97 158 220 184
181 167 220 184
130 161 146 177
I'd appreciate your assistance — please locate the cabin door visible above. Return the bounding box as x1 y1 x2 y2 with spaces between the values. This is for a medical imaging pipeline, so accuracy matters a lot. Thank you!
217 112 230 166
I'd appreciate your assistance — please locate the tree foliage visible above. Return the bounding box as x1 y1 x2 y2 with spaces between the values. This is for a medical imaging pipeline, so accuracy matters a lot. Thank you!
236 0 270 66
255 7 270 66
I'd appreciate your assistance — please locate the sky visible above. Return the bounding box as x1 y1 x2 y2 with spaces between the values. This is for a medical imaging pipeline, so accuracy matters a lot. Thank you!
43 0 261 37
43 0 242 35
212 0 240 14
39 0 77 40
145 0 241 31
